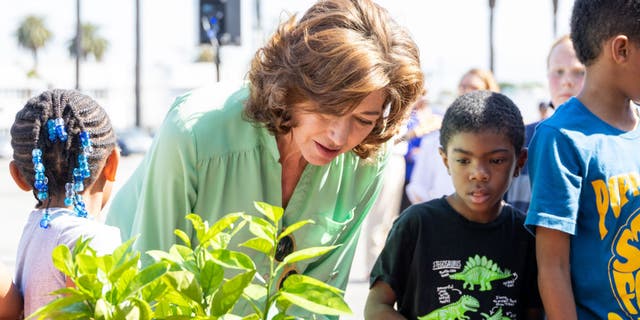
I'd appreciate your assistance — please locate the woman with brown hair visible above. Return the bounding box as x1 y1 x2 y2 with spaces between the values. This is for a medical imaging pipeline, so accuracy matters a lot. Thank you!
106 0 423 316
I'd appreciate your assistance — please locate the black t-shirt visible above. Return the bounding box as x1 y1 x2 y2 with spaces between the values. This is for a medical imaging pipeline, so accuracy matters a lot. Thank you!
370 197 541 320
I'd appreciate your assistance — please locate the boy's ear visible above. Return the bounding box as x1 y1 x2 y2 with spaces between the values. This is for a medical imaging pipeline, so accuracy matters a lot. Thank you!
611 35 631 63
103 148 120 182
438 146 450 173
514 148 528 177
9 161 32 191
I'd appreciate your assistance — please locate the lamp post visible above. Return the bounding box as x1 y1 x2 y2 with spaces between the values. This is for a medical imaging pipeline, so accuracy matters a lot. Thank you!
201 16 221 82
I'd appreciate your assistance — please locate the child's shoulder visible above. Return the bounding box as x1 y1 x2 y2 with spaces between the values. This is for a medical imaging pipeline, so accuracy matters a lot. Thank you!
400 197 453 223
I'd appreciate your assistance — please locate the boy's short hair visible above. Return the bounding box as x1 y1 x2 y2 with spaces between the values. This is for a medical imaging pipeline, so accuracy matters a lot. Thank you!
570 0 640 66
439 90 524 153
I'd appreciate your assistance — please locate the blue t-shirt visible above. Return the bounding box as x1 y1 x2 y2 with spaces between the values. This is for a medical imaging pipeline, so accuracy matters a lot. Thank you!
525 97 640 319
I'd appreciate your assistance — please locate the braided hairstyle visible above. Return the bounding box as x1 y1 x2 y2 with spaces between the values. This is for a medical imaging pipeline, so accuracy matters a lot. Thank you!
10 89 116 206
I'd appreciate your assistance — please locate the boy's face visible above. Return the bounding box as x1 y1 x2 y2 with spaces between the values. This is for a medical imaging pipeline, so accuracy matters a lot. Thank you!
440 130 525 222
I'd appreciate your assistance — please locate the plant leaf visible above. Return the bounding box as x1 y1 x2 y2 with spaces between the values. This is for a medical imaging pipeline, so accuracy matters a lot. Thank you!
199 259 224 298
174 229 192 248
210 270 256 316
51 245 73 277
210 249 256 270
121 261 169 298
254 201 284 223
279 274 351 316
278 245 340 269
239 238 273 256
278 220 314 241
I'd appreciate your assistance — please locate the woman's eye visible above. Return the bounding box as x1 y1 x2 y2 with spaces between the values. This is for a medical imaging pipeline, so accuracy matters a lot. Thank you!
355 117 374 126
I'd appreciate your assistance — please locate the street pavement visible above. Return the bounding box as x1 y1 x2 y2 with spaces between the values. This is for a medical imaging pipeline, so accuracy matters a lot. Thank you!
0 155 370 319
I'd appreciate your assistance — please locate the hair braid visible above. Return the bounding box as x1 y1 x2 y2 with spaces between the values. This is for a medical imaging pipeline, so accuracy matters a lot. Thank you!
10 89 116 204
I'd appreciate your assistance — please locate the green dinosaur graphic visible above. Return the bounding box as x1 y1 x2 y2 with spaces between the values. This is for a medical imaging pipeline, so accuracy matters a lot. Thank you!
418 295 480 320
449 255 511 291
481 308 511 320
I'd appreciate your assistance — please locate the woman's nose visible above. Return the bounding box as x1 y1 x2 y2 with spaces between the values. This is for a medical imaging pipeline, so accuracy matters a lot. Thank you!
328 117 350 146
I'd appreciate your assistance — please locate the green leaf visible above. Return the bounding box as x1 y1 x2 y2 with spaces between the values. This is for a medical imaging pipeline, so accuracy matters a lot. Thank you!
126 297 153 320
121 261 169 298
186 214 206 241
254 201 284 223
111 236 138 268
141 279 168 303
239 238 273 256
170 245 195 262
278 220 314 241
75 253 98 278
272 312 296 320
107 251 141 284
75 274 102 299
211 249 256 270
278 245 340 270
278 291 351 316
279 274 351 316
51 245 73 277
199 259 224 298
27 294 92 319
174 229 192 248
243 283 267 301
243 215 276 243
241 314 262 320
204 212 244 243
210 270 256 316
163 270 203 305
95 298 113 318
146 250 175 263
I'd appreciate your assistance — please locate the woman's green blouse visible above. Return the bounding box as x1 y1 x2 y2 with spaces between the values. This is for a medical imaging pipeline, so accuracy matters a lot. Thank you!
106 84 387 299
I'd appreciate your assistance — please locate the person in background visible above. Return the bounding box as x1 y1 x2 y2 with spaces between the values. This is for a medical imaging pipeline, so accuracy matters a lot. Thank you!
524 0 640 318
406 68 499 204
365 90 541 320
457 68 501 94
106 0 424 317
9 89 121 316
506 34 585 213
0 262 21 319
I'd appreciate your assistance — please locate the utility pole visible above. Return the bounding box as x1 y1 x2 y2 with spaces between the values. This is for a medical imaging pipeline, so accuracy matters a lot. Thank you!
135 0 142 127
75 0 81 90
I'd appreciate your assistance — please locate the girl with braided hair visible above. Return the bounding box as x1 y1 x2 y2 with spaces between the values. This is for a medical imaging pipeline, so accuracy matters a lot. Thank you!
9 89 121 316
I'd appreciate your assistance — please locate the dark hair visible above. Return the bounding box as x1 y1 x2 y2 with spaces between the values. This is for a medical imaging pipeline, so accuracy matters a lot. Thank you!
440 90 524 153
244 0 424 159
10 89 116 204
570 0 640 66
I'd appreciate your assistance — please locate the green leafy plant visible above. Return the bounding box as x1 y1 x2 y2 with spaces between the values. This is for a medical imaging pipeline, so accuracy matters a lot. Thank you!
29 201 352 319
28 236 169 319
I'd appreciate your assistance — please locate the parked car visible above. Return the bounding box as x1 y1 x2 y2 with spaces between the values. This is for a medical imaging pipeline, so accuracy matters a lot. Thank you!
116 128 153 156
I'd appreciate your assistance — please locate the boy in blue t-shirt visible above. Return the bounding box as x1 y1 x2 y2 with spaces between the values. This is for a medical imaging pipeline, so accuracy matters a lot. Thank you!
524 1 640 319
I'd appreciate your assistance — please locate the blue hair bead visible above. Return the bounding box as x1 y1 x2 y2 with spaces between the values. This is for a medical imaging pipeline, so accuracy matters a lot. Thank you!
39 211 51 229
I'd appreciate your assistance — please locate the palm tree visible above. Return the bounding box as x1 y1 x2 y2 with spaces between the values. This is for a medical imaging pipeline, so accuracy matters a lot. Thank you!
15 15 53 76
68 23 109 61
488 0 496 73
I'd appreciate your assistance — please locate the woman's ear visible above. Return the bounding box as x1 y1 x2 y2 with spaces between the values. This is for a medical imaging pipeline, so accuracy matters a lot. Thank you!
9 161 32 192
102 148 120 182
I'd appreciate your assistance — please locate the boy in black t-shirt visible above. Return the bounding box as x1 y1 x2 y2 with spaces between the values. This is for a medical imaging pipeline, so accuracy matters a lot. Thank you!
365 90 543 320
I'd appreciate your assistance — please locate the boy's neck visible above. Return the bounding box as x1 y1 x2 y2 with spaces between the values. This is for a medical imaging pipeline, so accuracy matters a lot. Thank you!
578 66 640 132
446 194 504 224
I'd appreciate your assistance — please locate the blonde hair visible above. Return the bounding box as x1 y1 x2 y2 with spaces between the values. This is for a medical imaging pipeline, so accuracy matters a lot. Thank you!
244 0 424 159
546 34 572 68
459 68 500 92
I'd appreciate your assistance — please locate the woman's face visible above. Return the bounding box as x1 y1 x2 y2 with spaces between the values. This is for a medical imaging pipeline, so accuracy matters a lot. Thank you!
547 40 585 107
290 89 386 165
458 74 486 95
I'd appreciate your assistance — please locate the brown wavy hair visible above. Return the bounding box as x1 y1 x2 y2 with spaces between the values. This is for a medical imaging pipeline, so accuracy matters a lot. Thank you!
244 0 424 159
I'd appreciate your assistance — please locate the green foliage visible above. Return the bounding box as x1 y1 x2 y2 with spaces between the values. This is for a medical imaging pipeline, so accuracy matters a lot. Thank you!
31 202 352 319
68 23 109 61
15 15 52 72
